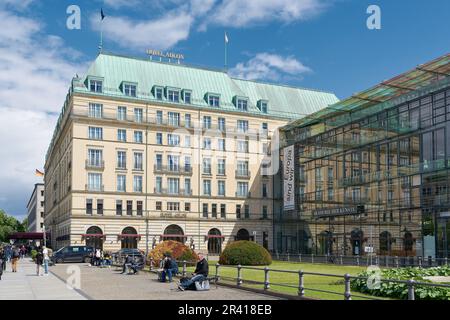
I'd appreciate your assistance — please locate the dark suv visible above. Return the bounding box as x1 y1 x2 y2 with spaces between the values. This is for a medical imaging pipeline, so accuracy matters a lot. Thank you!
52 246 94 263
113 248 145 264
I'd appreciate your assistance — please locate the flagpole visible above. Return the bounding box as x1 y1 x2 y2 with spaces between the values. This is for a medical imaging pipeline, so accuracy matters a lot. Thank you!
224 31 228 72
99 19 103 53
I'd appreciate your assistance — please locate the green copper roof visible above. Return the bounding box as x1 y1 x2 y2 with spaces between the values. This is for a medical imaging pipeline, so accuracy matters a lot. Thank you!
77 52 339 120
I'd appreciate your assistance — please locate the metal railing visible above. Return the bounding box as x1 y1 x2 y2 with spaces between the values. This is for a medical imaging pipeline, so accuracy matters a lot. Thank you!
270 252 450 268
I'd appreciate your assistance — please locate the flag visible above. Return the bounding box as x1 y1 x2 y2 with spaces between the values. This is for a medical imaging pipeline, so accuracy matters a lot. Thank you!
224 32 229 44
35 169 44 177
101 8 105 21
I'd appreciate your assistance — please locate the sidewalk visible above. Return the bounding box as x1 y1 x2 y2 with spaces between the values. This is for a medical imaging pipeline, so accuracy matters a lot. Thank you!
0 258 86 300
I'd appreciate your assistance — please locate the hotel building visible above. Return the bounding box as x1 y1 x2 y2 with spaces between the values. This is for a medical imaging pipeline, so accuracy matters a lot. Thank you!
26 183 45 232
276 54 450 258
44 52 338 253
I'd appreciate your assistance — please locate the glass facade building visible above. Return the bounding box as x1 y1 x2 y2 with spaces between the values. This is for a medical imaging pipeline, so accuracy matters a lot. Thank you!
275 54 450 258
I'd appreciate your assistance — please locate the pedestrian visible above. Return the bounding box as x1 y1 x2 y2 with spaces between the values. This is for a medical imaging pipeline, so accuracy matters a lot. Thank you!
42 246 50 276
35 249 44 276
178 252 209 291
0 247 5 280
161 254 178 283
11 247 20 272
95 249 101 267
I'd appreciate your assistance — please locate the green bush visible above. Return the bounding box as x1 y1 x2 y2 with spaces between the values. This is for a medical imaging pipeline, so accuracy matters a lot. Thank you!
148 240 198 267
219 241 272 266
351 266 450 300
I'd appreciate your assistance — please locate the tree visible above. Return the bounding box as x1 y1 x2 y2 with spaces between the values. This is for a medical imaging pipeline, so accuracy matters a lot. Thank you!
0 209 25 243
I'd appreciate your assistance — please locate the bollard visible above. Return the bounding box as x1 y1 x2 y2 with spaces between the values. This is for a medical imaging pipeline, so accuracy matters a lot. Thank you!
375 256 379 266
276 251 279 260
237 265 243 286
264 267 270 290
395 256 399 268
407 280 415 300
298 270 305 297
445 257 448 266
287 252 290 262
356 256 360 266
344 274 352 300
215 263 220 279
182 260 187 277
149 258 154 271
418 256 422 268
311 254 314 264
385 256 389 268
299 253 302 262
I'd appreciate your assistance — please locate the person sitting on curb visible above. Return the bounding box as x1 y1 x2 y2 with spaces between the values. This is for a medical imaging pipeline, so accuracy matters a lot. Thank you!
120 254 133 274
178 252 208 291
161 254 178 283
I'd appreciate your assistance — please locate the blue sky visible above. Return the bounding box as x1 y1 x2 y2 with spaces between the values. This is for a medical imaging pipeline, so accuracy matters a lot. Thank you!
0 0 449 218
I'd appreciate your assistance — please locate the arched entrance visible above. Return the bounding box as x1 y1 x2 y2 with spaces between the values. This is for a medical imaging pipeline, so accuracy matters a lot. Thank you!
163 224 185 243
318 231 333 255
379 231 392 254
207 228 222 254
236 228 250 241
403 232 414 255
85 226 103 250
121 227 138 249
351 229 363 256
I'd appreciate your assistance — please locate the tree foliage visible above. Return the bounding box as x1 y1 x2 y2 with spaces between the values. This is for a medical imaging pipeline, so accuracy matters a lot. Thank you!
0 209 26 243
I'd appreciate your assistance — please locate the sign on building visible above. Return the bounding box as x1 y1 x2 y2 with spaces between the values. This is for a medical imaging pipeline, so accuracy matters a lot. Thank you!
283 145 295 210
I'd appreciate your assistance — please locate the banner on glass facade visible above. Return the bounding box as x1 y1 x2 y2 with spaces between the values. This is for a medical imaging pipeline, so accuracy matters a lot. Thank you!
283 145 295 210
313 205 365 219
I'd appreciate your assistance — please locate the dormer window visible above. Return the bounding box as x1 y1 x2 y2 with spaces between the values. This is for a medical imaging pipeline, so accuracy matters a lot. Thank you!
152 86 163 100
122 82 137 97
258 100 268 113
166 87 180 103
89 79 103 93
237 99 248 111
182 90 192 104
207 93 220 107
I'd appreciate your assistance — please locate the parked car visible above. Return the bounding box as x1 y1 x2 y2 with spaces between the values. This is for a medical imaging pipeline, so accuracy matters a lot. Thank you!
112 248 145 265
52 246 94 263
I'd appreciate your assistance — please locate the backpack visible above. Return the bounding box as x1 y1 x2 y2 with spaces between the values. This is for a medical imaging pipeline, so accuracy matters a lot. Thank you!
12 250 19 258
195 280 210 291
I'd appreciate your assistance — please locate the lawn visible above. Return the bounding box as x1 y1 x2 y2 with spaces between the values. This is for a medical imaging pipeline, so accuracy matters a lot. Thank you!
187 260 392 300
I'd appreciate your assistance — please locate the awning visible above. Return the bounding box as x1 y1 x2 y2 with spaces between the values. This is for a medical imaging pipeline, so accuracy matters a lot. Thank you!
9 232 46 240
160 234 188 238
205 235 225 239
118 234 142 238
81 234 105 238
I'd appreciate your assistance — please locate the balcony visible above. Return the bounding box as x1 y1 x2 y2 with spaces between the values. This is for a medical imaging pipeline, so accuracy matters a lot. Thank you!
235 170 251 179
235 191 251 198
85 184 104 192
85 160 104 170
154 188 193 196
153 165 193 176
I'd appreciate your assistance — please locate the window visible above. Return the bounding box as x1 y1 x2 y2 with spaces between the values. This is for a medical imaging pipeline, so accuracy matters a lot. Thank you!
262 183 268 198
237 99 248 111
212 204 217 218
167 202 180 211
117 106 127 120
133 152 143 170
155 176 162 193
134 108 143 123
168 134 180 146
168 155 179 171
217 159 226 175
88 127 103 140
237 182 249 197
183 91 191 104
97 200 103 215
117 129 127 142
236 205 241 219
203 180 211 196
156 132 163 145
134 131 143 143
89 79 102 93
259 100 268 113
237 120 249 132
328 188 334 201
218 181 225 196
262 206 268 219
184 135 191 147
156 110 163 124
155 154 163 170
244 205 249 218
220 204 226 218
203 138 211 149
168 112 180 126
133 175 143 192
218 139 226 151
156 201 162 211
89 103 103 118
185 202 191 212
184 178 191 195
87 149 102 167
155 87 163 100
203 158 211 175
167 89 180 102
168 178 179 194
203 203 208 218
218 117 226 131
237 140 249 153
261 122 268 134
184 156 191 172
185 114 191 128
203 116 212 129
87 173 102 191
117 151 126 169
127 200 133 216
86 199 93 215
116 200 123 215
208 94 220 107
137 201 143 216
117 175 126 192
123 83 136 97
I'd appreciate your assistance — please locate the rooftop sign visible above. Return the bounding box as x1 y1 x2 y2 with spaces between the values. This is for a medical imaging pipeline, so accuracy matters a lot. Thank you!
146 49 185 62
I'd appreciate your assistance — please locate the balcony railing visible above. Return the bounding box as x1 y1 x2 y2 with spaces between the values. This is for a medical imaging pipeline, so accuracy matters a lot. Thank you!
85 184 104 192
85 160 104 170
235 191 251 198
235 170 251 179
153 165 193 175
153 188 193 196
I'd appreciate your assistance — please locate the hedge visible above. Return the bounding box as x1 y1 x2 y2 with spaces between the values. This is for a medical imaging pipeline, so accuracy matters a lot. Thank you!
148 240 198 266
219 241 272 266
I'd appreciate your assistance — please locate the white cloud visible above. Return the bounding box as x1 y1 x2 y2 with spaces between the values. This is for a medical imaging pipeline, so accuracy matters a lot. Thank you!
200 0 327 29
103 0 142 9
229 53 312 81
0 9 86 216
91 9 193 50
